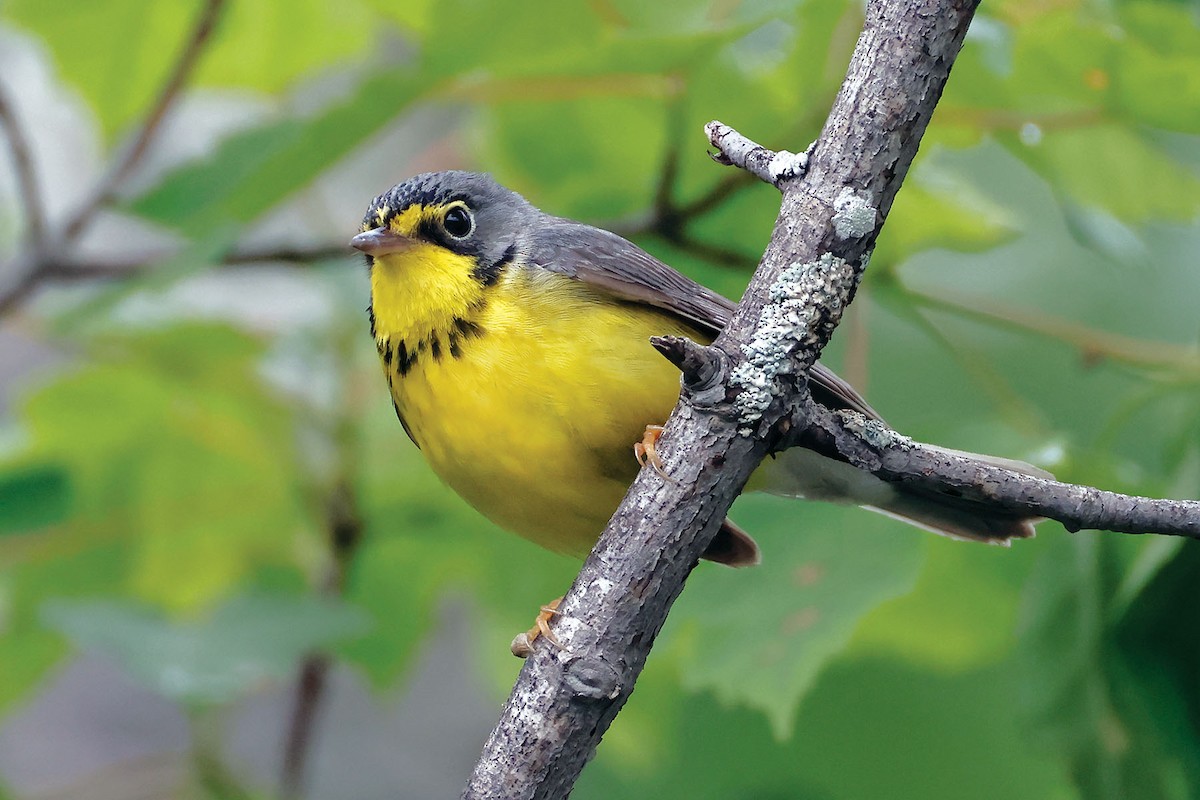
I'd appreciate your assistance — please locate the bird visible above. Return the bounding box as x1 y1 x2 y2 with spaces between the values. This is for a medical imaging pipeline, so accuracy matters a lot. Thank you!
350 170 1047 651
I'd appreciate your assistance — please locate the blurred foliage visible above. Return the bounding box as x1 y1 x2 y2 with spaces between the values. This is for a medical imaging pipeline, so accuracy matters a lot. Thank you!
1 0 1198 797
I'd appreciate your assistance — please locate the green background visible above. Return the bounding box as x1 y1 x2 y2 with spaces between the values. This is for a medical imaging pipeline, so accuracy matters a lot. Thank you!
0 0 1197 797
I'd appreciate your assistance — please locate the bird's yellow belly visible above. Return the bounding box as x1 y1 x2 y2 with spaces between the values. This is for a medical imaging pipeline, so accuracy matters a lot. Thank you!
389 281 701 556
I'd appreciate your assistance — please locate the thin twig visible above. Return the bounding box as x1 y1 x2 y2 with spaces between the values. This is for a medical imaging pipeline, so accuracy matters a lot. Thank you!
281 334 367 800
281 480 364 800
0 241 353 318
0 255 43 318
0 82 46 251
61 0 226 244
799 404 1200 538
281 654 332 800
668 235 757 269
675 170 755 219
906 285 1200 375
705 121 810 187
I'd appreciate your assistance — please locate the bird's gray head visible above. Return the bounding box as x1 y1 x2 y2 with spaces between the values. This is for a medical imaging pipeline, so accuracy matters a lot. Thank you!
351 171 540 285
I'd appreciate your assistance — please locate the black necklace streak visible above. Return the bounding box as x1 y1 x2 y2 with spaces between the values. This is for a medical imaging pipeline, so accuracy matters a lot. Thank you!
473 243 516 287
375 305 488 379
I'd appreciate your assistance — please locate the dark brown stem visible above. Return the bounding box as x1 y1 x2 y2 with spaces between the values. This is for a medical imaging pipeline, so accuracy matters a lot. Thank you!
61 0 226 243
280 654 332 800
0 83 46 251
666 235 758 270
0 242 352 318
279 337 367 800
0 258 42 318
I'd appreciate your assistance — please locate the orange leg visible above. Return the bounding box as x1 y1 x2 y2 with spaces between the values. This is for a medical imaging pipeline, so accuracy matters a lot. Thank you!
510 596 565 658
634 424 675 482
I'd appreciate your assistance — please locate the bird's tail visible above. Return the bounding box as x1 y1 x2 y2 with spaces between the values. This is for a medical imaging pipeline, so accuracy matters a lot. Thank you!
753 443 1052 545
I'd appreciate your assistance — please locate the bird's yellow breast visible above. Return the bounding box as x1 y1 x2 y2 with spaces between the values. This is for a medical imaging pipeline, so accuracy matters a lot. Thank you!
371 251 703 555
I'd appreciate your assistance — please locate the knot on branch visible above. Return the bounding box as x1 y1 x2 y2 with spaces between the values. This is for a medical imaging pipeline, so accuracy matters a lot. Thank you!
651 336 729 406
705 120 809 187
563 656 622 701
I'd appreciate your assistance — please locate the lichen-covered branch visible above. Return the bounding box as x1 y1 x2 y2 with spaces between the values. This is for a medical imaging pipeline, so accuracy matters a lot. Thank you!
461 1 983 798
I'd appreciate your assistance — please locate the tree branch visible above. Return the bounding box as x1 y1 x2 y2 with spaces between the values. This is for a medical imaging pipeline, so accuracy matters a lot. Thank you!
461 1 981 797
61 0 226 244
0 81 46 252
0 242 351 318
0 0 227 321
794 404 1200 539
281 330 368 800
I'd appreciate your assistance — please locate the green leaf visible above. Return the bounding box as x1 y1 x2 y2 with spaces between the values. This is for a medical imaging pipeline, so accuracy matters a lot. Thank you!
43 593 370 703
578 649 1075 800
16 324 312 611
127 70 423 236
0 462 71 535
848 532 1037 671
667 496 925 738
195 0 371 94
1017 535 1200 799
880 160 1019 265
1011 124 1200 222
0 629 66 713
2 0 373 139
1114 3 1200 134
3 1 198 139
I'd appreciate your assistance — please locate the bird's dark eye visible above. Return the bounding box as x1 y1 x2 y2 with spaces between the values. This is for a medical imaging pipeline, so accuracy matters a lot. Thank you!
442 205 474 239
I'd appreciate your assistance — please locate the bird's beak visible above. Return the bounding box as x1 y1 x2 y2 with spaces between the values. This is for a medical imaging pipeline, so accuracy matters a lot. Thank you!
350 227 415 256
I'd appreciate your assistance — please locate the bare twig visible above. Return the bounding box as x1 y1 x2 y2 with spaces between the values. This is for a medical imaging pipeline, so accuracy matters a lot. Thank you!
0 0 227 321
667 235 757 269
705 121 810 187
61 0 226 244
0 82 46 251
905 285 1200 375
0 241 352 318
675 170 755 219
462 1 981 797
796 404 1200 538
280 654 332 800
280 325 369 800
280 326 367 800
0 255 43 318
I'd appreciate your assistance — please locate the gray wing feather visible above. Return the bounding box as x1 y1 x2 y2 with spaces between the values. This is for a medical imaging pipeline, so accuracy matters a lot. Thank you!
526 218 882 421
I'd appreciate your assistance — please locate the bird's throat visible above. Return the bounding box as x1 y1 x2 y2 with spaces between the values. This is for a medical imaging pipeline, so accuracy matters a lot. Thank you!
368 246 490 366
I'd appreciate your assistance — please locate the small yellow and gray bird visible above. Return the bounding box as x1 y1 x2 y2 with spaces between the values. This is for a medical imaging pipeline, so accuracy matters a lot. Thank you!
350 171 1045 606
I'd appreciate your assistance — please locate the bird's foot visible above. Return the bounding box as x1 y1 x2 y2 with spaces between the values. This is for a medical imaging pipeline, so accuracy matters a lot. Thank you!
634 424 676 483
510 596 565 658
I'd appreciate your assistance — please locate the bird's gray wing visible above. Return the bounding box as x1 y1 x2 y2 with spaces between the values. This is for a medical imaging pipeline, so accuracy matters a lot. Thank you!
526 218 882 421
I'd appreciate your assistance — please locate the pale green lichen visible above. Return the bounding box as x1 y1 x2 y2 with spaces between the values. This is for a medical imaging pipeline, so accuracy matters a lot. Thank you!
835 409 911 449
731 253 855 431
832 187 877 240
